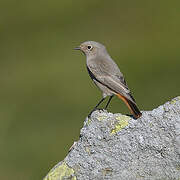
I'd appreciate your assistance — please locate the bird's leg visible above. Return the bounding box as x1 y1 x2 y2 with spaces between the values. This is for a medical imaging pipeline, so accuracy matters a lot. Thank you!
88 97 105 118
104 95 114 110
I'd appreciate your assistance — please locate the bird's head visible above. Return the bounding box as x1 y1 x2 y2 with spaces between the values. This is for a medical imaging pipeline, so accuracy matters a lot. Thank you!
74 41 107 58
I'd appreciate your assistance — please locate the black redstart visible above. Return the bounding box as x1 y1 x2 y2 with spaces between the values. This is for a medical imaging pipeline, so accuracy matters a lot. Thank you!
74 41 142 119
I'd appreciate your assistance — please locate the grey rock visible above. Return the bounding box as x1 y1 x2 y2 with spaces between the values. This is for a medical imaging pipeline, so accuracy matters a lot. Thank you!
44 97 180 180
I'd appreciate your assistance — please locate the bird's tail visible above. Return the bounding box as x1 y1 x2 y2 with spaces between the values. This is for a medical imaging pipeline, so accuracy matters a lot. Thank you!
116 93 142 119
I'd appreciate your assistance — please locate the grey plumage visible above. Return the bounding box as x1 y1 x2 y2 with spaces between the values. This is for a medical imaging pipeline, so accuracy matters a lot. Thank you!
75 41 141 119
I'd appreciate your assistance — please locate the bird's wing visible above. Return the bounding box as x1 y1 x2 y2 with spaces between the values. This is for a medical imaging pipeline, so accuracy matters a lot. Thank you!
97 74 126 92
87 61 136 103
99 75 136 103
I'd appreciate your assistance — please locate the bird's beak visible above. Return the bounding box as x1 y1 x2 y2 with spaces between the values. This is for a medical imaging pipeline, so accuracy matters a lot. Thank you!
74 46 81 50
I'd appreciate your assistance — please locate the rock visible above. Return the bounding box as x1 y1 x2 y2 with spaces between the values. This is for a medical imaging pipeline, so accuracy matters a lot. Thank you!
44 97 180 180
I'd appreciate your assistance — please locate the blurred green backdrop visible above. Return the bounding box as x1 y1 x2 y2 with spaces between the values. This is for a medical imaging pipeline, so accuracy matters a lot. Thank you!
0 0 180 179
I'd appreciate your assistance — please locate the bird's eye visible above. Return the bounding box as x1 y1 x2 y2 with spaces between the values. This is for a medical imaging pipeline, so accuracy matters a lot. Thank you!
87 45 92 50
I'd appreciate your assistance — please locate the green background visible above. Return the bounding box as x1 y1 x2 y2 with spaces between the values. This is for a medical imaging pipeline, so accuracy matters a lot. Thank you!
1 0 180 179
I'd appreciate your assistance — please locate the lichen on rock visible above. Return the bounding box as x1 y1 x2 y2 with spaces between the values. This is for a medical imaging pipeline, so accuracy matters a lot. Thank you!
111 115 131 135
44 161 76 180
44 97 180 180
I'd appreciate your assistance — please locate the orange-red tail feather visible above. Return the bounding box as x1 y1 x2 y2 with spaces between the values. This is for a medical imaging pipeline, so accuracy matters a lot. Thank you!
116 93 142 119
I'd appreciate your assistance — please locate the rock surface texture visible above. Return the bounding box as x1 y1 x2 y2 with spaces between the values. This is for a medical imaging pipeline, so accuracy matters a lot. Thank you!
44 97 180 180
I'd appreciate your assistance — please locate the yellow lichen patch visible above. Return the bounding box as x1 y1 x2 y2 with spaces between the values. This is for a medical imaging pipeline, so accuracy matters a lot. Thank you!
44 161 76 180
87 118 91 125
170 99 177 104
85 147 91 155
97 116 107 121
111 115 131 135
170 96 180 104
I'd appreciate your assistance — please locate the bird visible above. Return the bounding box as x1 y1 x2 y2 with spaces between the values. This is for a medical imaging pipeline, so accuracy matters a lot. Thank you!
74 41 142 119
